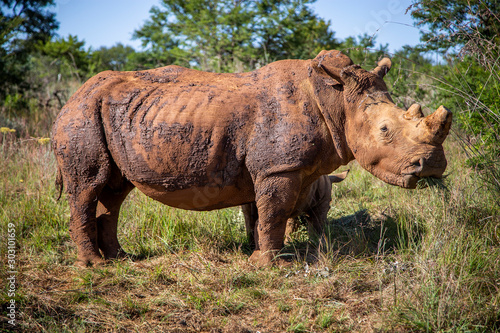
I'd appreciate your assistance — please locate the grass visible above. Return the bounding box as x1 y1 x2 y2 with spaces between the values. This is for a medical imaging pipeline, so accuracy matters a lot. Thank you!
0 133 499 332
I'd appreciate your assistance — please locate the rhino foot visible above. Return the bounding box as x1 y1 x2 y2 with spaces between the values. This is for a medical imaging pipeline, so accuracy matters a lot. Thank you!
107 249 135 262
99 245 129 260
249 250 292 268
74 254 106 268
75 250 135 267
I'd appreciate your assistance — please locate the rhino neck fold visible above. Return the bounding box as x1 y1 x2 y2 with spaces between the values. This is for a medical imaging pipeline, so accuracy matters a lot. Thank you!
312 92 354 167
304 64 354 168
321 107 353 165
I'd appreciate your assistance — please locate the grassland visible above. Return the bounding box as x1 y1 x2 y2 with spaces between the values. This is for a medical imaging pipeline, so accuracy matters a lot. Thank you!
1 131 499 332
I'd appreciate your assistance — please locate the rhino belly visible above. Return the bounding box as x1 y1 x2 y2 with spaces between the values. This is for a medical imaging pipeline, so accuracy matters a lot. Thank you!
132 181 255 211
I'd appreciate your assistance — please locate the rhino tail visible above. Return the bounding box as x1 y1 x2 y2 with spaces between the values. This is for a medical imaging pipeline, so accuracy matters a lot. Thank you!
55 165 63 201
329 169 349 183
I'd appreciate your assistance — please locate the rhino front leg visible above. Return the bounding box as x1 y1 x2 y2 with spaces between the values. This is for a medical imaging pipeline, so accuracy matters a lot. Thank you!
250 172 302 266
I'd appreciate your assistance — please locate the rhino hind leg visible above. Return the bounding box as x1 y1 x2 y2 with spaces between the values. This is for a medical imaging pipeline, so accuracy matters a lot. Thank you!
96 175 135 259
64 162 110 267
53 117 113 267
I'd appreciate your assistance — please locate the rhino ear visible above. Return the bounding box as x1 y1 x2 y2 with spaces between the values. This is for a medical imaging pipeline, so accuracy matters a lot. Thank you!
311 50 354 86
371 57 392 78
311 59 343 86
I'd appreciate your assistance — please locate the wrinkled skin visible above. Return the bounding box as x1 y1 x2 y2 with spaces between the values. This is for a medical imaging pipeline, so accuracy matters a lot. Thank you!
242 171 348 246
52 50 452 267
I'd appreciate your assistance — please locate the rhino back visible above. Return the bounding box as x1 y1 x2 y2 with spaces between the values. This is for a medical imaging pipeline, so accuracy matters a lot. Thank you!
93 67 256 190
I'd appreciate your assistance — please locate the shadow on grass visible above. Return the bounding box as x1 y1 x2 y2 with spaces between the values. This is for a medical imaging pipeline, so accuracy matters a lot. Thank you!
282 209 425 262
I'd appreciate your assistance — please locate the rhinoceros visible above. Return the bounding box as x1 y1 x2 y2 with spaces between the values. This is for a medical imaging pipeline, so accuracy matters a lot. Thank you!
52 50 452 267
242 171 349 246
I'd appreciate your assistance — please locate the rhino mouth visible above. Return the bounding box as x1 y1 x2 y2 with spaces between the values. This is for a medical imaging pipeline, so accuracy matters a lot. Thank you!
400 155 447 189
401 173 420 189
363 151 447 189
402 169 446 189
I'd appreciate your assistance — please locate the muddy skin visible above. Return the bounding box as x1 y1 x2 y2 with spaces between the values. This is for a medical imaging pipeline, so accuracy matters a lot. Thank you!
52 50 452 267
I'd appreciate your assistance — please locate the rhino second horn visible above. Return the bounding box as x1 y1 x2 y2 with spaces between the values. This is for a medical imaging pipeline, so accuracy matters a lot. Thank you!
404 104 424 120
420 105 452 145
372 57 392 78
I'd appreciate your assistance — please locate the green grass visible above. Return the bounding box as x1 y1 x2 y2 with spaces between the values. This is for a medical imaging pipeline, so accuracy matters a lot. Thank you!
0 136 499 332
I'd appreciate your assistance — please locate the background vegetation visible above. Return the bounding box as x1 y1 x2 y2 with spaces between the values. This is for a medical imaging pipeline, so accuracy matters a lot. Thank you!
1 0 499 331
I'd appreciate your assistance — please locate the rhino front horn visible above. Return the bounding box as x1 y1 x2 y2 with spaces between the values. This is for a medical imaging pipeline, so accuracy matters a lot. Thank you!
421 105 452 145
371 58 392 78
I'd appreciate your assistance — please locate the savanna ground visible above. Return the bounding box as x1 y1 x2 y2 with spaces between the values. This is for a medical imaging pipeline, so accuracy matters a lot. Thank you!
1 128 499 332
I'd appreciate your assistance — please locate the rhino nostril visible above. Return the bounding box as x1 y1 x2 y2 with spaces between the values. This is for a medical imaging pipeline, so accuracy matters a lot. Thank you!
411 157 425 175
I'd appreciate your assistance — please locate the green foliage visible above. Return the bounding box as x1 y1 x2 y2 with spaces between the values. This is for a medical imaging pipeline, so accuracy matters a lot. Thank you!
385 45 434 108
0 0 62 135
436 58 500 154
0 0 58 98
443 56 500 201
124 49 168 71
338 34 388 68
37 34 91 81
133 0 337 72
254 0 337 62
0 34 94 136
92 43 137 72
410 0 500 203
410 0 500 52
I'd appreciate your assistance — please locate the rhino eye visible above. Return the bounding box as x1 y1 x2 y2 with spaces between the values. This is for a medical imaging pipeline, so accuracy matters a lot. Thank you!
380 125 388 132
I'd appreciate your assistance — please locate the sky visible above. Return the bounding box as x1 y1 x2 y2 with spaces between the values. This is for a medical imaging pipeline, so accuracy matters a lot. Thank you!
54 0 422 55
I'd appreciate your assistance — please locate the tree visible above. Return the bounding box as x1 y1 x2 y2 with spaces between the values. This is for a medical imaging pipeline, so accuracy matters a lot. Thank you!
37 34 90 81
410 0 500 53
134 0 248 71
254 0 337 62
0 0 58 98
133 0 338 72
92 43 136 72
410 0 500 146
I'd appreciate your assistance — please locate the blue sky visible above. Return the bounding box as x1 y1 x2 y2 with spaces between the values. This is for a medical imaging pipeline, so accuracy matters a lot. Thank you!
54 0 422 55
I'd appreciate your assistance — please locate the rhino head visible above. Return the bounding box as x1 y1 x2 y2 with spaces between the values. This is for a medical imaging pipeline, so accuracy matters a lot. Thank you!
310 50 452 189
